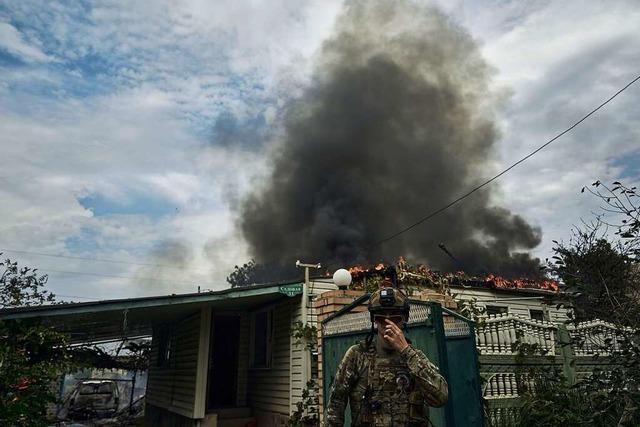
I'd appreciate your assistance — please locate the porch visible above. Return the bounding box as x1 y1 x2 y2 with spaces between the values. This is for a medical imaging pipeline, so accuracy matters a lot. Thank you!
0 281 338 426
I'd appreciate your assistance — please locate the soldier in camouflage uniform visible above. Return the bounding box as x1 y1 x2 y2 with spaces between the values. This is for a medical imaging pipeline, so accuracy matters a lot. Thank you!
323 286 448 426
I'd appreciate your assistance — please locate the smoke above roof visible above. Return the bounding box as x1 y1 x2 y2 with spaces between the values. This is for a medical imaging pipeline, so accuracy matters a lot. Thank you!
239 0 542 277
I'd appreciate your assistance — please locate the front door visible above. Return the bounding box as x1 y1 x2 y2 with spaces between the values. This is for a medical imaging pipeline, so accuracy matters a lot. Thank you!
208 314 240 408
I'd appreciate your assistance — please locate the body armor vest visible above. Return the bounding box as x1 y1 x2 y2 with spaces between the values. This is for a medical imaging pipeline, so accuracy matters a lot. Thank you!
355 344 430 427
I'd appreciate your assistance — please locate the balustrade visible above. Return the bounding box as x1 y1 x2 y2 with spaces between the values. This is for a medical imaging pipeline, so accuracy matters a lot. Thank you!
480 317 632 425
566 319 631 356
475 313 557 355
475 315 632 356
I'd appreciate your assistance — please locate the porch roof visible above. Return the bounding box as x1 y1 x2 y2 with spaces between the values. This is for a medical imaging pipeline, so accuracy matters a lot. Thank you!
0 282 299 343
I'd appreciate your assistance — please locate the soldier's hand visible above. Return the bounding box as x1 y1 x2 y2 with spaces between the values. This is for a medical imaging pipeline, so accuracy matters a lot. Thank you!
383 319 409 352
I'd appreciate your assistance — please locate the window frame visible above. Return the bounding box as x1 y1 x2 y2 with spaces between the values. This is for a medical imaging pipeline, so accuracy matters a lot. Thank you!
529 309 546 322
250 307 274 369
485 305 509 316
156 326 173 368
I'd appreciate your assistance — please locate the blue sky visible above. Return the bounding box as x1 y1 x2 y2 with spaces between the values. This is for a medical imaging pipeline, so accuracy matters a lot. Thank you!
0 0 639 300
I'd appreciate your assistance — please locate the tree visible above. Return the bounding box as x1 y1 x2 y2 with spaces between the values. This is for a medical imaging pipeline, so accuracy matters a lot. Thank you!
0 257 74 426
226 259 299 288
550 229 638 324
0 257 153 425
520 181 640 426
549 181 640 326
1 259 55 309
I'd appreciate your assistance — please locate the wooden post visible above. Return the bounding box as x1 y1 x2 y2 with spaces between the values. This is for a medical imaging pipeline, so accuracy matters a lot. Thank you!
194 307 212 418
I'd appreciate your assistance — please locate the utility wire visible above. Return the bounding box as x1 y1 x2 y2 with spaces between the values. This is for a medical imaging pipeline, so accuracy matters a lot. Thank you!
372 74 640 248
56 294 100 301
42 268 216 287
0 248 207 272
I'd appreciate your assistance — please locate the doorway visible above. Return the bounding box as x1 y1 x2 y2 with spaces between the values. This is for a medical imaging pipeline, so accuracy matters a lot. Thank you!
207 314 240 408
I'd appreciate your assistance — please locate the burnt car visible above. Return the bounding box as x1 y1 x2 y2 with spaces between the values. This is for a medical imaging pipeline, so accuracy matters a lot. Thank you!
67 380 120 419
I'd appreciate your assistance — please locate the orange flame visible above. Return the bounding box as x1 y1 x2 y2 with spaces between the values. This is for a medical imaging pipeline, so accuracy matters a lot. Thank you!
344 257 559 292
485 274 559 291
348 265 368 275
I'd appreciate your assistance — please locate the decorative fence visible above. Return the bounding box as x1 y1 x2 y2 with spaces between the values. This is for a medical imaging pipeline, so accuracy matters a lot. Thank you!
476 314 627 357
477 315 630 426
566 319 630 356
476 314 557 356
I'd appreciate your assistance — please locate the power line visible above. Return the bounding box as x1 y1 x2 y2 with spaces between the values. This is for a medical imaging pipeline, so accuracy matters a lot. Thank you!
372 73 640 248
56 294 100 301
42 268 216 287
0 248 207 272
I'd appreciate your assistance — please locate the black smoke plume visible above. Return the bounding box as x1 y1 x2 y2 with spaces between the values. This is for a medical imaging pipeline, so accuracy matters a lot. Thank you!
239 0 542 277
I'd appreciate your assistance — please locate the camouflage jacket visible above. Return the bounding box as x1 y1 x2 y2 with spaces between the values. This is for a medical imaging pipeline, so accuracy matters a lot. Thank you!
323 340 448 427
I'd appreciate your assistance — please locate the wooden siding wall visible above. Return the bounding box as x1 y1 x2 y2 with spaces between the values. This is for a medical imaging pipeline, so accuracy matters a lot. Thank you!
290 281 338 413
236 312 250 406
290 299 305 409
453 287 571 323
147 310 204 419
247 299 292 416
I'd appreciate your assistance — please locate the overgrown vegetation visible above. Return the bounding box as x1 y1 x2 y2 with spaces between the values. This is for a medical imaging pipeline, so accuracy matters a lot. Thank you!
291 321 318 351
0 256 151 425
226 259 299 288
0 257 74 425
288 321 320 426
516 181 640 426
288 379 320 427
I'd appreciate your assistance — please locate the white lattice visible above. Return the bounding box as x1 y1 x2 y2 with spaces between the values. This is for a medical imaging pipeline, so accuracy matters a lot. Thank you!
408 303 431 324
444 315 471 337
323 310 370 336
323 303 432 336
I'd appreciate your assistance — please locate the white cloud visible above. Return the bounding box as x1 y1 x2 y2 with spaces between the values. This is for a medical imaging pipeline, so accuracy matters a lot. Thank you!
0 21 53 62
463 0 640 260
1 0 639 301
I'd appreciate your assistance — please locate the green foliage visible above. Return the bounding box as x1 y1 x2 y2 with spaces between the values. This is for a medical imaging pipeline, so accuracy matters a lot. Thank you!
510 337 614 426
0 319 75 426
521 181 640 426
227 259 261 287
549 232 638 324
291 321 318 351
1 258 54 309
288 380 319 427
0 257 151 424
0 257 72 425
226 259 298 288
122 340 151 372
452 296 486 324
519 377 623 427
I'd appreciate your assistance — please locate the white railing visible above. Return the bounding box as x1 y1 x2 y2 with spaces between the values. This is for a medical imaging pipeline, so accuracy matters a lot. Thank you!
566 320 630 356
476 314 558 355
476 315 633 357
482 372 538 398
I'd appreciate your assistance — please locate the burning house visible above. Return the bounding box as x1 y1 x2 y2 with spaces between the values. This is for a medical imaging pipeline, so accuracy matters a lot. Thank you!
0 1 589 425
0 256 579 427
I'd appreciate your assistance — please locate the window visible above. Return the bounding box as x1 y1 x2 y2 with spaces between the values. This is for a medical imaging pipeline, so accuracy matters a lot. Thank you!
156 327 173 367
485 305 508 316
530 309 545 321
251 309 273 368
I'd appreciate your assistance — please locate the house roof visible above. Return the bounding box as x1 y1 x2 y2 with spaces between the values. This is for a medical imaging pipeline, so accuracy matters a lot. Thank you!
447 282 560 296
0 281 301 344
